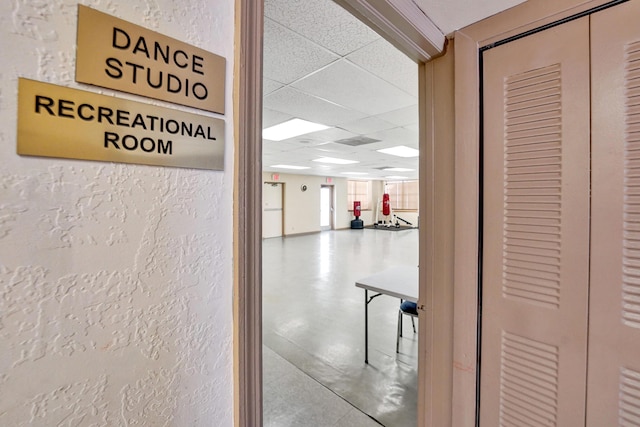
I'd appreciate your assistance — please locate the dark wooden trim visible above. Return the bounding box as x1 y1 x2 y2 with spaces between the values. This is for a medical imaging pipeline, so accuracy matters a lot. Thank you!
234 0 263 425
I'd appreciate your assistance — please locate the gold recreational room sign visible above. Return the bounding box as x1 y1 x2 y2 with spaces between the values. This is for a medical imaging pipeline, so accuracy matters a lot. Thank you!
17 78 225 170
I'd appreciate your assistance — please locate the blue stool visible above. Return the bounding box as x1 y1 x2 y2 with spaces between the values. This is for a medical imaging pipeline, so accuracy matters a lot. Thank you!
397 300 418 353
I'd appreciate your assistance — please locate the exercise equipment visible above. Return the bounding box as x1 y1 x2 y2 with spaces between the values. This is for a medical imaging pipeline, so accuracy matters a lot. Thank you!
350 201 364 229
395 216 413 227
382 193 391 216
375 193 400 228
372 194 417 229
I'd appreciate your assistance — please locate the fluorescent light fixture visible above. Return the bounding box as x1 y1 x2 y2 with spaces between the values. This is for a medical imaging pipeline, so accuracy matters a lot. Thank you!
385 175 409 179
313 157 359 165
377 145 419 158
342 172 368 175
263 118 330 141
270 164 310 170
383 167 414 172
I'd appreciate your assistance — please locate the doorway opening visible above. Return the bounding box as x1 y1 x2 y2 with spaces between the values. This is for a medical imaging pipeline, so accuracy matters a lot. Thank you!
260 0 421 425
320 185 334 231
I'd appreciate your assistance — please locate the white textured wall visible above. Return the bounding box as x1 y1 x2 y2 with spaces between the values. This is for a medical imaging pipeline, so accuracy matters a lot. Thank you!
0 1 235 426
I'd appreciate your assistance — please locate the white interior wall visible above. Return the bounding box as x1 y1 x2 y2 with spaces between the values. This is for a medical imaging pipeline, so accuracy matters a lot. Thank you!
263 173 348 234
262 173 419 234
0 1 235 425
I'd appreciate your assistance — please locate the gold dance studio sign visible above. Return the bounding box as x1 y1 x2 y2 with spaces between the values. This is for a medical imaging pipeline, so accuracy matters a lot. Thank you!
17 78 225 170
76 5 226 114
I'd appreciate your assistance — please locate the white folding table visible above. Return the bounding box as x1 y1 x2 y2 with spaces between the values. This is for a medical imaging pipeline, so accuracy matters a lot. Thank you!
355 265 419 363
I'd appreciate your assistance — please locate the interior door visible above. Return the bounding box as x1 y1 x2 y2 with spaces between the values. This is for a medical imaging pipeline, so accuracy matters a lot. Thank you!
320 185 334 231
263 182 283 238
589 1 640 424
481 18 591 426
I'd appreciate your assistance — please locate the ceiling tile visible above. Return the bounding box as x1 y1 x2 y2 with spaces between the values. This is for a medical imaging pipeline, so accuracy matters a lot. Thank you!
306 127 357 142
311 142 359 155
291 60 416 116
339 116 397 135
375 105 419 127
263 78 284 96
365 127 420 149
347 38 418 95
265 149 310 164
264 0 380 56
262 108 293 128
265 149 314 168
263 140 306 153
403 123 419 132
282 136 327 146
264 86 367 126
263 18 338 84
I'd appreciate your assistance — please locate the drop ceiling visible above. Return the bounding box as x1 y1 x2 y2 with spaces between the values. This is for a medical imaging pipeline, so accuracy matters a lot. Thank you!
262 0 525 181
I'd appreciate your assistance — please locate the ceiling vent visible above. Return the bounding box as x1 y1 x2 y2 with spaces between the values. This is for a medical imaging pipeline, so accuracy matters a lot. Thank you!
335 136 380 146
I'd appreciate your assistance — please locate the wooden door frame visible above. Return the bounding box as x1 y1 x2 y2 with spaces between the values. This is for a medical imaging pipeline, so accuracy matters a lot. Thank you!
454 1 625 426
234 1 263 426
233 1 447 426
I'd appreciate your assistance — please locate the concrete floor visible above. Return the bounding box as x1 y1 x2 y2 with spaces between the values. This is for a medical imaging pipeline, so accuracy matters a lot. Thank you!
263 228 419 426
263 346 383 426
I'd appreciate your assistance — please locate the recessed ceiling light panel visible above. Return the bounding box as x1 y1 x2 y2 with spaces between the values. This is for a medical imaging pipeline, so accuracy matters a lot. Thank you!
383 167 414 172
377 145 419 158
270 164 311 170
263 119 330 141
313 157 359 165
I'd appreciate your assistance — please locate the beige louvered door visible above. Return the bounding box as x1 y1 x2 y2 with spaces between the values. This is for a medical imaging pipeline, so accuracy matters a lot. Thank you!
481 18 591 426
589 1 640 425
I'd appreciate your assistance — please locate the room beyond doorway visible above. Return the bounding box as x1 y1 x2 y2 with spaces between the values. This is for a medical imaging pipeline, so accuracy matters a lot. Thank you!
262 229 419 426
260 0 422 424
